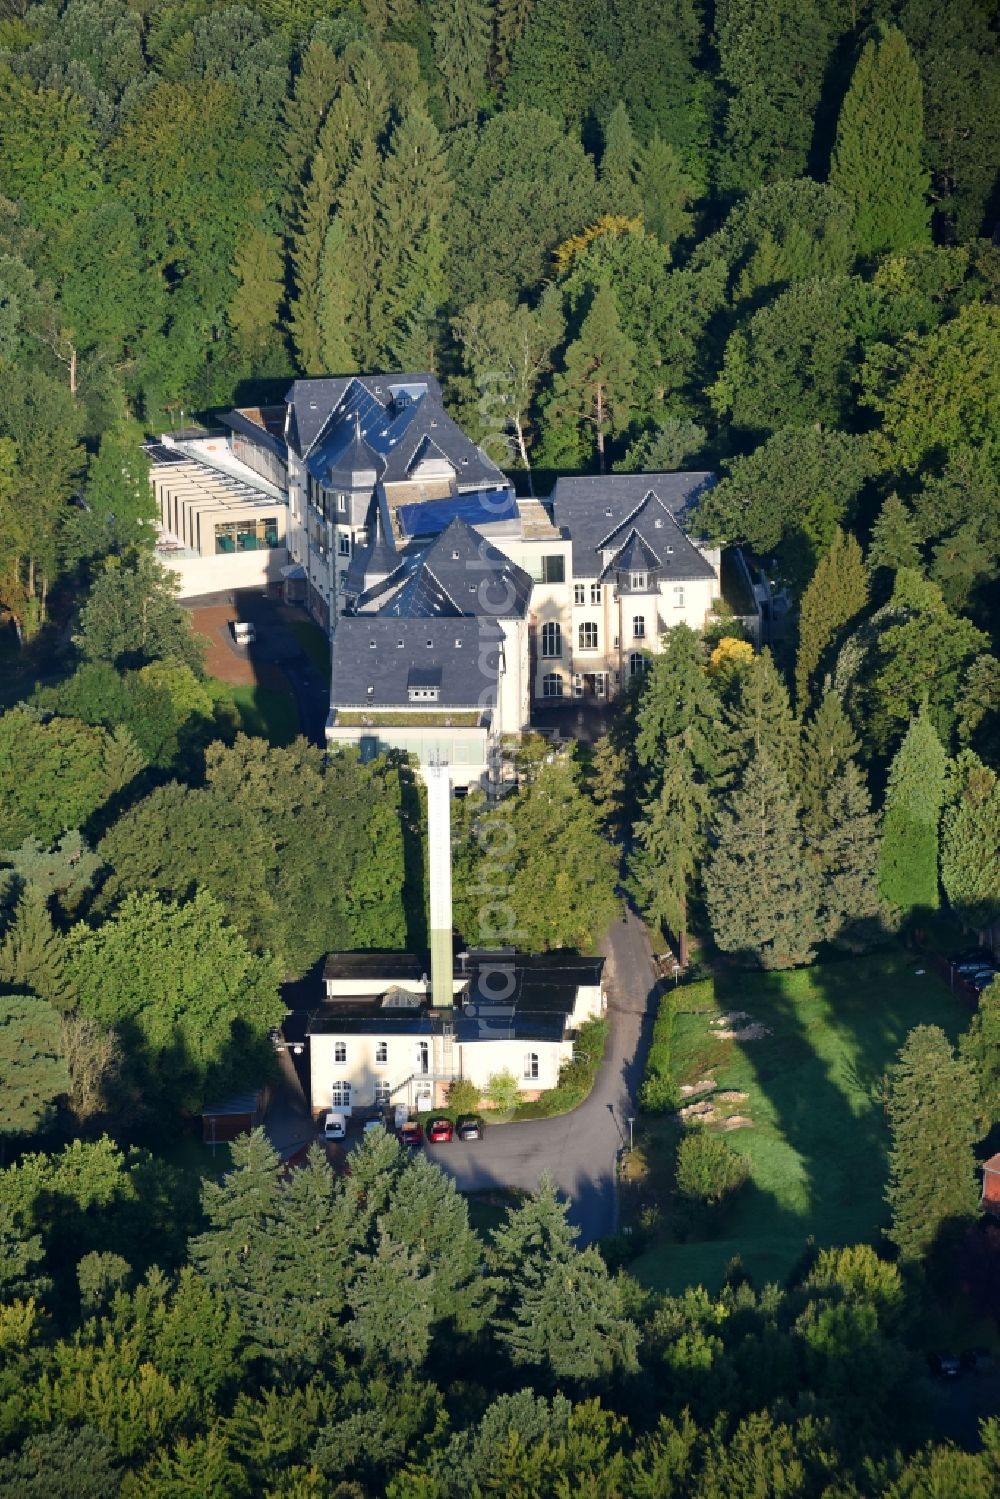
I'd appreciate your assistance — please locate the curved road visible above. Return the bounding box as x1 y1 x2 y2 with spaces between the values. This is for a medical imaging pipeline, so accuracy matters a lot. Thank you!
424 905 662 1244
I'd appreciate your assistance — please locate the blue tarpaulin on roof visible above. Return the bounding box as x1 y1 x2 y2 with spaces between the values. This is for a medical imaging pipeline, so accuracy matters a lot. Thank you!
397 489 518 538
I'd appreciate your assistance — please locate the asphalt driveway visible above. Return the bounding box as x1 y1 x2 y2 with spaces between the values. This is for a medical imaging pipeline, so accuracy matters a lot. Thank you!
425 904 661 1244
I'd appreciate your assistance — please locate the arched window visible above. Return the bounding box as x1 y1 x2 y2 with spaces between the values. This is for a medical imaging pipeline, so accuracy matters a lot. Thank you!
629 651 646 679
541 621 562 657
543 672 563 698
524 1052 539 1080
632 615 646 640
578 621 598 651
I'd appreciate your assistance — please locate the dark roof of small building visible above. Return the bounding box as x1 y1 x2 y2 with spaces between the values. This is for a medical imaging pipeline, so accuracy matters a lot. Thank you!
354 518 532 620
202 1090 264 1118
322 952 426 981
550 473 717 578
330 615 500 710
309 1011 433 1037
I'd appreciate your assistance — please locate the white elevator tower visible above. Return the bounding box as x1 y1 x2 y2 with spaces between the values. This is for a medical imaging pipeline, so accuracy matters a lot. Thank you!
425 765 454 1010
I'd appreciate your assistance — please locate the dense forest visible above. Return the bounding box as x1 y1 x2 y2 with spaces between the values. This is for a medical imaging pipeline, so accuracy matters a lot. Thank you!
1 1 999 1492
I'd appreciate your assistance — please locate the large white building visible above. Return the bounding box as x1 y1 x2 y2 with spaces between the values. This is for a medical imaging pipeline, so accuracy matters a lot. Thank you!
149 373 725 781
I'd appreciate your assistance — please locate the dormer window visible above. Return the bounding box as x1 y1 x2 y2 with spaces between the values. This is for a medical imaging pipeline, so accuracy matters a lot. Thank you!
629 572 648 590
408 686 440 702
452 549 460 559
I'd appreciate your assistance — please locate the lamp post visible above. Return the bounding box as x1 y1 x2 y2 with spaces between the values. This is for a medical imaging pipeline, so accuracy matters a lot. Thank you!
627 1116 635 1153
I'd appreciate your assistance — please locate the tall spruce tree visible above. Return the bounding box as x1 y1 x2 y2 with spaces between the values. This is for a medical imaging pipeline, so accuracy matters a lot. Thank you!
0 992 68 1143
601 102 644 218
867 493 922 578
635 624 724 799
704 752 820 969
811 761 883 947
639 134 696 247
795 528 869 712
545 281 637 471
799 691 861 837
940 752 1000 930
279 37 342 213
0 884 75 1012
724 649 801 790
829 26 931 258
432 0 492 125
878 707 946 916
628 746 710 966
289 137 338 373
885 1025 979 1261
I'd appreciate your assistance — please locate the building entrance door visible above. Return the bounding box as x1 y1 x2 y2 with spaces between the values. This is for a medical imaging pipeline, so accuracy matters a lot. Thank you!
415 1041 429 1075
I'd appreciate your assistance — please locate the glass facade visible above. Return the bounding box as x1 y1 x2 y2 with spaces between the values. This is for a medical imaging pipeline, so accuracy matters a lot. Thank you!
214 516 279 553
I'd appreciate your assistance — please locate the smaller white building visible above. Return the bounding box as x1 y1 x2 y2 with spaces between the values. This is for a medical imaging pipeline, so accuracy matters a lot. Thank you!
308 950 605 1117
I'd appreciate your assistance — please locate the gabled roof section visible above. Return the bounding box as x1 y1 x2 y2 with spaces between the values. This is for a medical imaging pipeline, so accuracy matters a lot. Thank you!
550 472 717 580
354 517 532 620
284 372 440 462
377 391 505 489
599 529 663 582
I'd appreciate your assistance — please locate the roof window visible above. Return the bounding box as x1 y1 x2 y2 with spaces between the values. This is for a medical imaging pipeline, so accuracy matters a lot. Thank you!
452 549 460 559
455 638 463 648
605 507 613 517
426 639 433 648
369 640 376 649
654 518 663 528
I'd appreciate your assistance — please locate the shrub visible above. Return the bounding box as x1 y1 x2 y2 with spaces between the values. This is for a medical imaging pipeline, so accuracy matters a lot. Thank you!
675 1130 749 1205
485 1070 520 1114
447 1077 481 1115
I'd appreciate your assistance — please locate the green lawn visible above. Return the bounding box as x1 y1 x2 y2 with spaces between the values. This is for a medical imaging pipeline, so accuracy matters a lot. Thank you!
206 677 300 746
629 950 967 1295
287 617 331 677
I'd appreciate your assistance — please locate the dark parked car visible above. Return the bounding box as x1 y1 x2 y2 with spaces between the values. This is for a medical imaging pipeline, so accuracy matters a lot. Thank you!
970 969 999 991
456 1114 484 1141
927 1352 962 1378
426 1117 454 1144
398 1120 423 1148
953 948 994 968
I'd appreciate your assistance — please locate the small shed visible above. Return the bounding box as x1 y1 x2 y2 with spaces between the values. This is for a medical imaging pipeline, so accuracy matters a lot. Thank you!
202 1087 269 1145
981 1153 1000 1214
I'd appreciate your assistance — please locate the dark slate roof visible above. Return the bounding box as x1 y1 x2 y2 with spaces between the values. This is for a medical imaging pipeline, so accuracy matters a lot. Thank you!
354 518 532 620
330 615 501 710
550 473 717 578
454 950 604 1042
309 1011 433 1037
285 373 440 460
322 952 426 981
284 374 505 494
343 501 398 595
598 529 663 583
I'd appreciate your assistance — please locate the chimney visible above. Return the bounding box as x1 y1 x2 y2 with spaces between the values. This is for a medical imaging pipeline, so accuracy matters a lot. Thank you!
426 765 453 1009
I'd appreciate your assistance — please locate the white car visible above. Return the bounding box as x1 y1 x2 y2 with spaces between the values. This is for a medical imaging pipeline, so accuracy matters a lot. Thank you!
322 1112 346 1140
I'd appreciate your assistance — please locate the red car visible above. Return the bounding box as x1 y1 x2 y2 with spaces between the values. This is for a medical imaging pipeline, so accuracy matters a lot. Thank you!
398 1120 422 1148
426 1117 454 1144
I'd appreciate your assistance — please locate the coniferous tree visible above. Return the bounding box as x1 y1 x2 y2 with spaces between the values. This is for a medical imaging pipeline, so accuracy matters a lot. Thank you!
545 281 637 471
347 1233 435 1370
586 733 630 839
960 977 1000 1134
488 1175 638 1382
0 884 75 1012
279 37 342 212
378 1153 489 1333
795 529 869 713
600 102 643 218
289 137 337 373
432 0 492 125
635 624 724 798
867 493 922 578
629 748 710 965
492 0 534 82
829 25 931 258
811 761 883 947
320 137 381 370
639 134 696 246
705 752 820 969
878 707 946 916
724 649 801 790
229 228 287 368
940 752 1000 930
715 0 831 194
885 1025 978 1261
799 691 861 836
0 992 69 1142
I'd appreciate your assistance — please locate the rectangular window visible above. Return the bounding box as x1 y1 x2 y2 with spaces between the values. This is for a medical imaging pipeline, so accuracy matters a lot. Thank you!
633 616 646 640
673 587 685 609
214 517 279 554
574 583 586 605
524 1052 539 1080
334 1041 347 1064
629 572 647 590
338 534 351 556
528 554 566 584
578 621 598 651
374 1080 391 1106
590 583 601 606
331 1081 351 1108
375 1042 388 1066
